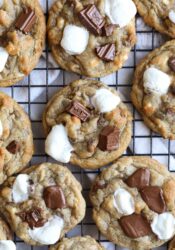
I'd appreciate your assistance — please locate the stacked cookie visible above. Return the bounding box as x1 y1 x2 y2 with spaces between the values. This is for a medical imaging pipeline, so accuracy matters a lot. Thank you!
0 0 175 250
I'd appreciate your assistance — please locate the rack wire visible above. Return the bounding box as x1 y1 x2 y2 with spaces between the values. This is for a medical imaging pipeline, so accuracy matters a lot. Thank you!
2 1 172 249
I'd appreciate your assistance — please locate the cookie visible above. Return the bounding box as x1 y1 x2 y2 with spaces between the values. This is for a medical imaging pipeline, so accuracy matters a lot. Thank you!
133 0 175 38
0 216 16 249
0 0 46 87
43 79 132 169
50 236 105 250
0 92 33 184
0 162 86 246
131 40 175 139
47 0 136 77
90 156 175 249
169 237 175 250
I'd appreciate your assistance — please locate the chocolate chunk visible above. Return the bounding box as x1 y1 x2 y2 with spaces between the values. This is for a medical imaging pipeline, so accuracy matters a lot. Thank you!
15 7 36 34
102 24 115 37
67 101 90 122
125 168 150 189
119 214 152 238
17 208 45 229
140 186 166 213
78 4 105 36
96 43 115 62
98 126 119 151
168 57 175 72
6 140 20 154
43 185 66 210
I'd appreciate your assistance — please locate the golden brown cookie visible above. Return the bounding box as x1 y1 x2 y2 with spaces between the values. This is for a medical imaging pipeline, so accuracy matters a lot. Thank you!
131 40 175 139
133 0 175 38
0 162 86 246
50 236 105 250
0 92 33 184
90 156 175 249
0 216 16 249
43 79 132 169
47 0 136 77
0 0 46 87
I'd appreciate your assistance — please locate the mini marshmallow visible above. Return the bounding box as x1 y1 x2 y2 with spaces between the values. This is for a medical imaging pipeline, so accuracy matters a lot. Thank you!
0 47 9 73
29 216 64 245
0 240 16 250
104 0 136 27
151 212 175 240
113 188 135 215
0 0 3 8
0 120 3 137
143 67 171 95
45 124 73 163
91 88 120 113
12 174 30 203
169 10 175 24
61 25 89 55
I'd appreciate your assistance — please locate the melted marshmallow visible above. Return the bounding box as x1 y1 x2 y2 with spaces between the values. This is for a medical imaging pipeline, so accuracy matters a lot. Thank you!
91 88 120 113
29 216 64 245
104 0 136 27
151 212 175 240
0 0 3 8
45 124 73 163
12 174 30 203
0 240 16 250
143 67 171 95
0 47 9 72
113 188 135 215
61 24 89 55
169 10 175 24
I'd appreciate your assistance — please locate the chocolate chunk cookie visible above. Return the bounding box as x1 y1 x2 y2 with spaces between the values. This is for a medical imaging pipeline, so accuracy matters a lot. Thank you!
0 217 16 249
133 0 175 38
50 236 105 250
0 163 86 246
0 92 33 184
47 0 136 77
43 79 132 169
90 156 175 249
0 0 46 87
131 40 175 139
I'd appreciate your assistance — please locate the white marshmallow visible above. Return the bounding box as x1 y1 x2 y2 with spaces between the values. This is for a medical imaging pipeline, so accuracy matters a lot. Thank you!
0 120 3 137
91 88 120 113
0 47 9 73
169 10 175 24
113 188 135 215
12 174 30 203
61 25 89 55
143 67 171 95
151 212 175 240
0 240 16 250
45 124 73 163
104 0 136 27
29 216 64 245
0 0 3 8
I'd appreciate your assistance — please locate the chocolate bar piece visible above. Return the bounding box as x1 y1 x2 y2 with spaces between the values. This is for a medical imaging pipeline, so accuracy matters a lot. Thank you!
119 214 152 238
96 43 115 61
79 4 105 36
15 7 36 34
98 126 119 151
67 101 90 122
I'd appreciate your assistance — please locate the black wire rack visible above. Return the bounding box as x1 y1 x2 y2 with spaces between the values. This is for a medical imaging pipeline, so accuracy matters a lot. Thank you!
2 2 172 249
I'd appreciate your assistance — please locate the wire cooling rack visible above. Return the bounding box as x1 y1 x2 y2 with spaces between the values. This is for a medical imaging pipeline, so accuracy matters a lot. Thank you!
0 1 173 249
